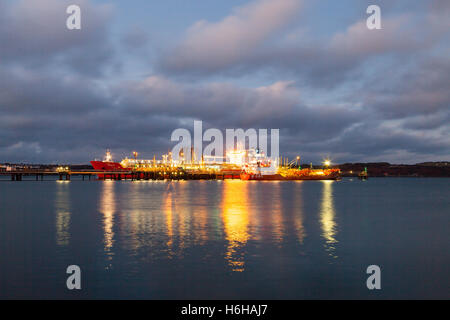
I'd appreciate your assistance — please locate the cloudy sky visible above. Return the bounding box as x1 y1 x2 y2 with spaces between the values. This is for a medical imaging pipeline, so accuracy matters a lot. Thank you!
0 0 448 164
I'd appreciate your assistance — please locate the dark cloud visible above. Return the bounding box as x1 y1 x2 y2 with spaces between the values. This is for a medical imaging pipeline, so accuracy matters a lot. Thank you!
121 26 150 50
159 0 303 75
0 0 448 164
0 0 115 76
158 0 448 93
360 57 450 121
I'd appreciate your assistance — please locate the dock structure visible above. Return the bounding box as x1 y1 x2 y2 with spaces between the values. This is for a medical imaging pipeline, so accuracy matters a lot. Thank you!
0 169 241 181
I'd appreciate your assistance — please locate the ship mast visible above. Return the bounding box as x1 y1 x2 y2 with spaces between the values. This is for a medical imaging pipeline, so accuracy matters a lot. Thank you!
104 149 113 162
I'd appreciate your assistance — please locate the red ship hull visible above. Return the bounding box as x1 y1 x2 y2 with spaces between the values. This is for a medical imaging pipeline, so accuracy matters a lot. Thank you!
90 161 132 179
90 160 340 181
240 170 340 181
90 161 126 171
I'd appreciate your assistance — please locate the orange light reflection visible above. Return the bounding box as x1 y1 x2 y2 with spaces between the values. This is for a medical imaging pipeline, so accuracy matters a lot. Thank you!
100 181 115 264
221 180 250 272
320 180 338 258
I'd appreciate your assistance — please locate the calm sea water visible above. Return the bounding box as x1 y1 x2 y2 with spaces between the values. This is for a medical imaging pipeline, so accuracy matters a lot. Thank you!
0 177 448 299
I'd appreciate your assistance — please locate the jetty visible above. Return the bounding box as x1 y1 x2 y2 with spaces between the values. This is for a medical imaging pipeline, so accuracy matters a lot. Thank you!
0 168 240 181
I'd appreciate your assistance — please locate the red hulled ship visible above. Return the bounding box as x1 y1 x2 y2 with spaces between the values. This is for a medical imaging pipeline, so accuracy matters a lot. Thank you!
91 149 341 181
240 168 341 181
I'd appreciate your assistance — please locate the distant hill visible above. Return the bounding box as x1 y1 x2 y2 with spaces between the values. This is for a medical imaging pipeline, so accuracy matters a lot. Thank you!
416 162 450 167
2 161 449 177
336 162 450 177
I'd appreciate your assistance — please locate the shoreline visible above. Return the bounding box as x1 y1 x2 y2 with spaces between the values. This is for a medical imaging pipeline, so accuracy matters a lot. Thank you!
1 162 449 178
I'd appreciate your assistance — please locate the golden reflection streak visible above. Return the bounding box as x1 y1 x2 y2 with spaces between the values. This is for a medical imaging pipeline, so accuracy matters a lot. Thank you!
192 182 209 245
222 180 250 272
193 205 208 245
164 189 174 255
270 182 284 245
175 181 187 252
163 181 191 258
320 180 338 257
55 181 71 246
124 181 162 253
100 181 115 259
293 182 306 244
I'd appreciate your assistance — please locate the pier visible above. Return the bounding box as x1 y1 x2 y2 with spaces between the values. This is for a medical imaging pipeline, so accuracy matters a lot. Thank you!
0 169 241 181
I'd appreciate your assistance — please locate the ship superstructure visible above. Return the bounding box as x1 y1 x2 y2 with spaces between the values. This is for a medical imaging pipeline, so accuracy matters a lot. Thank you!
91 149 340 180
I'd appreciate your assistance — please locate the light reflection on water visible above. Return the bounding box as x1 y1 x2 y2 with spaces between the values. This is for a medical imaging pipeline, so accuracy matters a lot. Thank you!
99 181 116 264
94 180 324 273
319 180 338 258
293 182 306 244
55 181 71 247
221 180 250 272
270 182 285 246
1 177 445 298
89 180 334 272
164 188 174 255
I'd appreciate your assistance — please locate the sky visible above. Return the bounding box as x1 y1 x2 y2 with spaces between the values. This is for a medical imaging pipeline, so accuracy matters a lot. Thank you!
0 0 449 164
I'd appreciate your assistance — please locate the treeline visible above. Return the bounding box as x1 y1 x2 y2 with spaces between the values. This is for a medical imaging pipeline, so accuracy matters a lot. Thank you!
336 162 450 177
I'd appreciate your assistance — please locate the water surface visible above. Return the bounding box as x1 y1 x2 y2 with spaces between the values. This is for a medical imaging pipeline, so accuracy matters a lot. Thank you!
0 178 448 299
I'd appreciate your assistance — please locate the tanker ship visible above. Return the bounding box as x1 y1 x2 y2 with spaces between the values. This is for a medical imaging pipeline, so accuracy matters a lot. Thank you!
240 167 340 181
90 150 242 179
90 150 127 171
239 150 340 181
91 149 340 181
